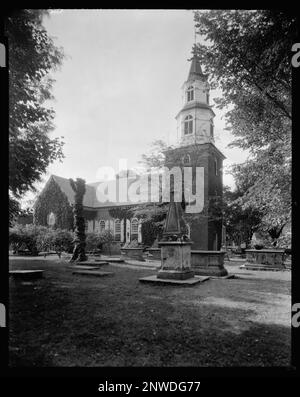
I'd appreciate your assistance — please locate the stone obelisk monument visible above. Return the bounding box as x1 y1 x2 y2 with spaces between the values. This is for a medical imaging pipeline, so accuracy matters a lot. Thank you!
157 199 194 280
140 192 209 285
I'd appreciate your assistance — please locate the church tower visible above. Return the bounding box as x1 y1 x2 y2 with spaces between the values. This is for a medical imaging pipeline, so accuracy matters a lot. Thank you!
164 47 225 251
176 48 215 146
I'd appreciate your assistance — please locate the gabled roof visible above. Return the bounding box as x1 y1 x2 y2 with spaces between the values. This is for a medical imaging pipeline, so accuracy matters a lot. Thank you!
42 174 150 209
51 175 96 207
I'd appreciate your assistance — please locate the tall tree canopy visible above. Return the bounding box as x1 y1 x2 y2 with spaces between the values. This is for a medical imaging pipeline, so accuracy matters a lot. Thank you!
194 10 296 234
7 9 64 221
139 139 173 170
222 185 263 247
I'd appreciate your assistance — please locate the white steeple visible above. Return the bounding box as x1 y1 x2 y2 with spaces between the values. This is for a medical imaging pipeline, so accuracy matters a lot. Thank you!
176 47 215 147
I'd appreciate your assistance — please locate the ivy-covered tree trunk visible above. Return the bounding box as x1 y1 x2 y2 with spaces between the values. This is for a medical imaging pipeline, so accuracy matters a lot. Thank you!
69 178 87 262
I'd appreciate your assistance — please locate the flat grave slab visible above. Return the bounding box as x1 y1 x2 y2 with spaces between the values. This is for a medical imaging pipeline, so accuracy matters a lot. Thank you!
244 264 283 271
68 265 102 270
95 257 124 263
74 261 109 266
204 274 236 279
111 263 159 271
72 270 114 277
139 275 209 285
9 270 44 280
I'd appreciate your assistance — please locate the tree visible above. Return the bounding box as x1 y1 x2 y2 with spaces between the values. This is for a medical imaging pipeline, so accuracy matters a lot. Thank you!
69 178 87 262
132 202 168 246
193 10 295 237
7 9 65 221
222 186 263 247
139 139 174 170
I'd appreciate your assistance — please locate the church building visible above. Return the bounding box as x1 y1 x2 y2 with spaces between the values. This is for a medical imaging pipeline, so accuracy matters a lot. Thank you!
33 49 225 251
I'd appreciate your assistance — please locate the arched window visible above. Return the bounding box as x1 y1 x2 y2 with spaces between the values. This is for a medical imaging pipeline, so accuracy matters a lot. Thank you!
99 220 105 232
214 159 218 176
114 219 121 241
186 86 194 102
131 218 139 240
182 153 191 165
47 212 56 226
184 115 193 135
210 123 214 138
206 92 210 104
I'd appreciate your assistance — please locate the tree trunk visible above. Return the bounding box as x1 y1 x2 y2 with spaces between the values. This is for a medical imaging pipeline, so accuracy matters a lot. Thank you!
69 178 87 262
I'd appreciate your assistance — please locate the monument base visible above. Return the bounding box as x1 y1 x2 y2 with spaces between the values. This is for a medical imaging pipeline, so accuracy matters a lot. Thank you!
146 248 161 260
157 269 194 280
121 248 145 261
158 241 195 280
244 249 285 270
191 250 228 277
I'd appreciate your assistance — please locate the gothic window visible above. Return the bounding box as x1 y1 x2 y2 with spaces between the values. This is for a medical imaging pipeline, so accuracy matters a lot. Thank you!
131 218 139 239
182 153 191 165
186 86 194 102
114 219 121 241
99 220 105 232
47 212 56 226
184 115 193 135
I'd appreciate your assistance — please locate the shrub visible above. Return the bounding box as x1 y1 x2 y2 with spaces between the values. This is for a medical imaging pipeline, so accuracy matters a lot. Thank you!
37 228 74 258
99 230 114 255
9 224 49 255
85 230 115 255
86 232 102 253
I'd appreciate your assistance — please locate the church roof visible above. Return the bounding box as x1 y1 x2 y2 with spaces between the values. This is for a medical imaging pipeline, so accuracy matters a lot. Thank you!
187 54 207 81
51 175 96 207
45 174 149 209
175 101 216 118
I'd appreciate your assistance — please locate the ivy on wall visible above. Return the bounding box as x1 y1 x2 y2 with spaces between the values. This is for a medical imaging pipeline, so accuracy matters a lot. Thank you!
83 209 97 221
33 178 74 230
108 206 135 220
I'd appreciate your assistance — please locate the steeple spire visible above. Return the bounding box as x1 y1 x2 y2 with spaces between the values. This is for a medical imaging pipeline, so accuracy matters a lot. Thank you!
187 45 204 81
176 42 214 147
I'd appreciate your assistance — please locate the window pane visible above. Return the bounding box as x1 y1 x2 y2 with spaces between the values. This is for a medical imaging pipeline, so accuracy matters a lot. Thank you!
100 220 105 232
131 219 138 234
115 220 121 234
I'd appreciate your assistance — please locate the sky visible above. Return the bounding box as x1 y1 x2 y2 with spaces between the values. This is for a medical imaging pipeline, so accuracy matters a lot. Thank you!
23 9 249 206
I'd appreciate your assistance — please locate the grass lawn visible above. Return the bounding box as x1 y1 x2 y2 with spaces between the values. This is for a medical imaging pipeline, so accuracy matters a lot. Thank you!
9 257 291 367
